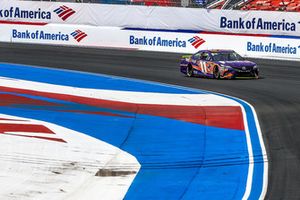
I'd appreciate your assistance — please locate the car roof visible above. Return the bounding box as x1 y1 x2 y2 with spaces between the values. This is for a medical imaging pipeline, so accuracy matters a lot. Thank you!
200 49 235 53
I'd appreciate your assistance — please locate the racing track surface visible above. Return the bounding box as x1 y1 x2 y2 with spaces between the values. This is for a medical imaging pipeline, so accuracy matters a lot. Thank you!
0 42 300 199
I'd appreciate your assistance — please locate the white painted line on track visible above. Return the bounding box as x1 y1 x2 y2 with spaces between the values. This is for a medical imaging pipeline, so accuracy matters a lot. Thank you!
240 105 254 200
249 103 269 200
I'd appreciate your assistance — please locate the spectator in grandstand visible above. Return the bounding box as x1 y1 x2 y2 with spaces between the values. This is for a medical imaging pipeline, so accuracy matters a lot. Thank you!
193 0 207 7
279 0 288 10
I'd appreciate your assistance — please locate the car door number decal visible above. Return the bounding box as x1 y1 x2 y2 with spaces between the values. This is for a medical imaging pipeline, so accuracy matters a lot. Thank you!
199 61 208 73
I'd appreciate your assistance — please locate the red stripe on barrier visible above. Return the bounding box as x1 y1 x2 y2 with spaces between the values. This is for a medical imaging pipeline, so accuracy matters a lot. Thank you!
0 20 47 26
199 31 270 37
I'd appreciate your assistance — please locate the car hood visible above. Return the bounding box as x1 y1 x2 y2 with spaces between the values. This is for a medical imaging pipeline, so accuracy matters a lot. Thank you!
216 60 256 69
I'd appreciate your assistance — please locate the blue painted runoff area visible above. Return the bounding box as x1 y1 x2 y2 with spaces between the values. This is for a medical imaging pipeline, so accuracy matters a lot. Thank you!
0 62 201 94
0 63 266 199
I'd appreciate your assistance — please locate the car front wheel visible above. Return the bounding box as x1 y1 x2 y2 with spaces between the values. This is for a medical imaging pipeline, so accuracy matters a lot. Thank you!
186 65 193 77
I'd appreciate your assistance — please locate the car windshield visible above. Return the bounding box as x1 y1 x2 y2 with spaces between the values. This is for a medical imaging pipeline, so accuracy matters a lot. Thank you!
211 52 243 61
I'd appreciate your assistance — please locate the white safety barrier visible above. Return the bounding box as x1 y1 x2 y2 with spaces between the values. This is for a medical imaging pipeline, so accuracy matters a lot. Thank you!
1 23 299 60
0 0 299 60
1 0 300 36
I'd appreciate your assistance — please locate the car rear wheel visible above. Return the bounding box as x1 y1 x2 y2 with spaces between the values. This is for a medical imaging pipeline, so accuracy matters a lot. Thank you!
213 67 220 79
186 65 193 77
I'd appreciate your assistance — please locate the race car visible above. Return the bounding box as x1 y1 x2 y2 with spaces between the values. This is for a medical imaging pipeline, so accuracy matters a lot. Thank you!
180 49 259 79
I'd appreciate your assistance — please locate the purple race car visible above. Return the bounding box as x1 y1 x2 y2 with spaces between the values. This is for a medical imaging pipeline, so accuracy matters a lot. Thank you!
180 49 259 79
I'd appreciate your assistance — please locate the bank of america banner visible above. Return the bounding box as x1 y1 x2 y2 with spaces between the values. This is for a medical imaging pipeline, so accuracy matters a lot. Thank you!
1 23 300 61
0 0 300 36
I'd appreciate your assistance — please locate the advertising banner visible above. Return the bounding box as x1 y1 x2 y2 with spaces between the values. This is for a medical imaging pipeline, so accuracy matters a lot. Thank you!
1 0 300 37
126 29 300 60
1 23 299 60
1 24 130 48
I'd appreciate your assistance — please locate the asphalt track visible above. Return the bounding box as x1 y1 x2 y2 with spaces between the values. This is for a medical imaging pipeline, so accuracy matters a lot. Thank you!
0 42 300 199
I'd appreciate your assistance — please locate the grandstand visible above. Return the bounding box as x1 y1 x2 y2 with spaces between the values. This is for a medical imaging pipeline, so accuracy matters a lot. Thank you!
240 0 300 11
24 0 300 11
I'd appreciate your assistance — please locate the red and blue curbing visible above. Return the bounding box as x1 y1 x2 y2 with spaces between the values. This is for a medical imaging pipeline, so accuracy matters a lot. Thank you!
0 63 267 199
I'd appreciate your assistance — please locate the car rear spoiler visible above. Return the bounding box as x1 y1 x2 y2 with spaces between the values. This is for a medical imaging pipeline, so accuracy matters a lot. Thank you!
181 55 192 59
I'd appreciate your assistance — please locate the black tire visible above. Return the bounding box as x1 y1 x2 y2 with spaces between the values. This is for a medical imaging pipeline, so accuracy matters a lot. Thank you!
186 65 193 77
213 66 220 79
254 70 259 79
